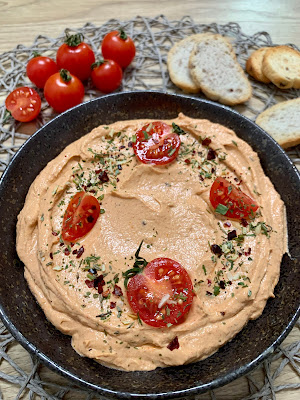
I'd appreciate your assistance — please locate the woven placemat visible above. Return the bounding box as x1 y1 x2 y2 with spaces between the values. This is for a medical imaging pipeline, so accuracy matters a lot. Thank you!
0 15 299 400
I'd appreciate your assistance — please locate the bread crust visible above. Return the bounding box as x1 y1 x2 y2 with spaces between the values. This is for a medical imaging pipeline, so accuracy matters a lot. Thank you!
246 47 271 83
167 34 212 93
262 46 300 89
189 34 252 105
256 98 300 148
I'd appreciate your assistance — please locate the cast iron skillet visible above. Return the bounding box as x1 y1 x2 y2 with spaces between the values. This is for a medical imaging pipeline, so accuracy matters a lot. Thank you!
0 92 299 399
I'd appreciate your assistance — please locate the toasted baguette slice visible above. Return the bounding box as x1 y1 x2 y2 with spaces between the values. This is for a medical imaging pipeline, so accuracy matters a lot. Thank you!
256 98 300 148
167 33 212 93
189 34 252 105
246 47 271 83
262 46 300 89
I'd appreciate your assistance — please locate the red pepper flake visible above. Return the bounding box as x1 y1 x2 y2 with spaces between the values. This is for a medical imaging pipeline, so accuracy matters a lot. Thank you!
206 291 212 296
211 244 222 256
184 159 191 165
227 230 237 240
199 174 204 181
97 170 109 183
102 290 110 298
72 249 78 254
113 285 123 297
241 218 248 227
207 279 212 286
220 311 225 316
52 231 58 236
202 138 211 146
76 246 84 259
50 252 53 260
167 336 179 351
110 302 116 309
64 248 70 256
93 274 103 288
219 280 226 289
85 279 94 288
224 221 231 227
207 149 216 160
128 141 133 148
98 285 103 294
244 247 252 257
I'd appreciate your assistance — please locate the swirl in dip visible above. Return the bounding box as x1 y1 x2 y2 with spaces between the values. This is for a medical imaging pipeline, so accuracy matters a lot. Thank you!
16 113 286 371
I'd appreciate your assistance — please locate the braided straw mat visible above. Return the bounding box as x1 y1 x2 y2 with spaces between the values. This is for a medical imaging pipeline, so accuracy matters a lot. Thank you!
0 15 299 400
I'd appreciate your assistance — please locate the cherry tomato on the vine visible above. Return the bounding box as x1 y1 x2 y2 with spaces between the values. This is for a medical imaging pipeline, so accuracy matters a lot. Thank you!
61 191 101 242
132 121 181 165
101 29 136 69
26 55 58 89
210 177 259 220
44 69 84 113
91 60 123 93
5 86 41 122
56 33 95 81
127 257 194 328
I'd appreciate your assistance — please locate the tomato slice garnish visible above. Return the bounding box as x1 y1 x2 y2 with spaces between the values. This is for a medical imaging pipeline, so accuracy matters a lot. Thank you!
5 86 41 122
61 192 100 242
132 121 181 165
127 257 194 328
209 177 259 220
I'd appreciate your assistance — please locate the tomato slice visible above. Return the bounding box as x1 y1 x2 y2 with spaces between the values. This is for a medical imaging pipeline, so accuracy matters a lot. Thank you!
61 192 100 242
127 258 194 327
210 177 259 220
132 121 181 165
5 87 41 122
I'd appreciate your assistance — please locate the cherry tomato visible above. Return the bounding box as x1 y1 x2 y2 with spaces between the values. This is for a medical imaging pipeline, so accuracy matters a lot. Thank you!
5 86 41 122
26 55 58 89
61 191 100 242
132 121 181 165
210 177 259 220
101 29 136 69
91 60 123 93
44 69 85 113
56 33 95 81
127 257 194 328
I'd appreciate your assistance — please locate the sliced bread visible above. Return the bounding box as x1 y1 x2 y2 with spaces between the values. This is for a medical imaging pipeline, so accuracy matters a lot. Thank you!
189 34 252 105
256 98 300 148
246 47 271 83
167 33 212 93
262 46 300 89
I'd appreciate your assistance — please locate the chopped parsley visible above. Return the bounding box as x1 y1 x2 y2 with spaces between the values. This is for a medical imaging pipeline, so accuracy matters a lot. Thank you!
215 204 229 215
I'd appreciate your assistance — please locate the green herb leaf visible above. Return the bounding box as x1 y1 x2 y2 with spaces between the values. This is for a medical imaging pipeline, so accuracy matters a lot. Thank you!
143 131 149 140
172 122 187 135
213 286 220 296
215 204 229 215
202 265 207 275
123 241 148 289
168 147 176 156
